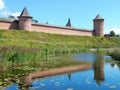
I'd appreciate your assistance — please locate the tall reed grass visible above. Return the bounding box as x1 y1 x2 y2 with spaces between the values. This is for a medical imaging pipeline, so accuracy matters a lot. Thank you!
108 48 120 61
0 45 89 71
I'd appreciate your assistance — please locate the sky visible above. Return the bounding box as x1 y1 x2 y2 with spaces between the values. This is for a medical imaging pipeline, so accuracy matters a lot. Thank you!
0 0 120 34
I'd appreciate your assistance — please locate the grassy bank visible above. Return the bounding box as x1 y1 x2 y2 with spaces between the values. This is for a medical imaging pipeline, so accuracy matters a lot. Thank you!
0 30 120 48
0 29 120 89
108 48 120 61
0 30 120 69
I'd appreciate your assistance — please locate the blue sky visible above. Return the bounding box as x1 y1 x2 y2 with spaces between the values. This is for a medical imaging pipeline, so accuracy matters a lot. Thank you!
0 0 120 34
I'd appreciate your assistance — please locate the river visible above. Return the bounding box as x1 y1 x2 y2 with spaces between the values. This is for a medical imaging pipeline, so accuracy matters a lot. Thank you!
6 52 120 90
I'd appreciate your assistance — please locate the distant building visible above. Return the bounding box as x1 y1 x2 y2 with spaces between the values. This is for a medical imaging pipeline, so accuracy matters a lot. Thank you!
104 34 110 37
0 7 104 36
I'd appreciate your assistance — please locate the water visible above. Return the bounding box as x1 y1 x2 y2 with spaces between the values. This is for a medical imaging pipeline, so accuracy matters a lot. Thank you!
6 52 120 90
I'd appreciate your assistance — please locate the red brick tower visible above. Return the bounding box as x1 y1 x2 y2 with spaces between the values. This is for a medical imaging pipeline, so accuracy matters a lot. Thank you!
18 7 32 31
93 15 104 36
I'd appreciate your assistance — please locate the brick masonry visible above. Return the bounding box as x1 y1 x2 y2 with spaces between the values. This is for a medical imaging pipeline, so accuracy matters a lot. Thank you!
31 24 93 36
0 7 104 36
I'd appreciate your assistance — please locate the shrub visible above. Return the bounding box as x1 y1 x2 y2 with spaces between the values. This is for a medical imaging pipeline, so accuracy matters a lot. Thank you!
108 48 120 61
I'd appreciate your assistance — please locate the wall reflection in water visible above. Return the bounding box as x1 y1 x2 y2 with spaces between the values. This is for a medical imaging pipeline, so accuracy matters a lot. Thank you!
21 52 105 89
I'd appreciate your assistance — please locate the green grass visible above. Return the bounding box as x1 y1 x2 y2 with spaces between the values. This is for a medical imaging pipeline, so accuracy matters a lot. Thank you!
0 29 120 70
0 30 120 48
0 29 120 88
108 48 120 61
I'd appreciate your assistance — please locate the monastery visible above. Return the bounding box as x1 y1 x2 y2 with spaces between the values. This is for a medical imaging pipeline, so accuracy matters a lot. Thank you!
0 7 104 36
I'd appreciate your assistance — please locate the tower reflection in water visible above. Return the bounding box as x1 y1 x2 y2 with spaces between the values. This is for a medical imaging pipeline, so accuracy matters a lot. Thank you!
93 53 104 85
67 53 105 86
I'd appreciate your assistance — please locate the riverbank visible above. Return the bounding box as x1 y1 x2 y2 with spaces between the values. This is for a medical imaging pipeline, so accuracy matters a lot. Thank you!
0 30 120 89
0 30 120 69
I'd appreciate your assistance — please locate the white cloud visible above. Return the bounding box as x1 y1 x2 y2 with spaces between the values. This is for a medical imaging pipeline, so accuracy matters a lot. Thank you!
105 28 120 35
11 12 21 17
0 0 5 10
1 10 20 17
0 0 20 17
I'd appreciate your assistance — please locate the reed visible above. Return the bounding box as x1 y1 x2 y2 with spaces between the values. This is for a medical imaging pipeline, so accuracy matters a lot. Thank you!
108 48 120 61
0 30 120 69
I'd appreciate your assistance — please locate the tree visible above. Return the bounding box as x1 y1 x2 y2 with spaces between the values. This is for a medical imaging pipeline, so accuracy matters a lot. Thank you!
110 30 115 37
116 34 120 37
8 15 15 19
32 19 38 23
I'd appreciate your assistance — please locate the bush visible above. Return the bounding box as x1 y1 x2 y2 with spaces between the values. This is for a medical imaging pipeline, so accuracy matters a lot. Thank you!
108 48 120 61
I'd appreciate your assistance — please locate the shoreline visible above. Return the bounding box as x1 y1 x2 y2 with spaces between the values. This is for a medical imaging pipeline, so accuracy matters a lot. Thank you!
28 64 93 79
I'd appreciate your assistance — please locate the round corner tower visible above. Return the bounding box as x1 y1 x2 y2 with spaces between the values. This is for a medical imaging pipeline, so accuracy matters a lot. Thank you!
18 7 32 31
93 14 104 36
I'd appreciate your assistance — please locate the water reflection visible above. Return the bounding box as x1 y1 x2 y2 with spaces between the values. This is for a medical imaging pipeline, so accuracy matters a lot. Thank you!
73 52 96 62
73 52 105 85
24 52 107 89
18 75 32 90
71 52 105 86
93 53 104 85
105 58 120 69
6 52 120 90
68 73 71 81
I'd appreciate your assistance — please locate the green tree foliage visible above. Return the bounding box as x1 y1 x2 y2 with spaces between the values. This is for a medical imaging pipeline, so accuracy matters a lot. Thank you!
32 19 38 23
116 34 120 37
8 15 15 19
110 30 116 37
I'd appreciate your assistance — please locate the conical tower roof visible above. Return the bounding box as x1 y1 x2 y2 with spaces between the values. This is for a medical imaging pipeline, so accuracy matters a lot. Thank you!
95 80 104 86
94 14 103 20
19 7 32 18
66 18 72 27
